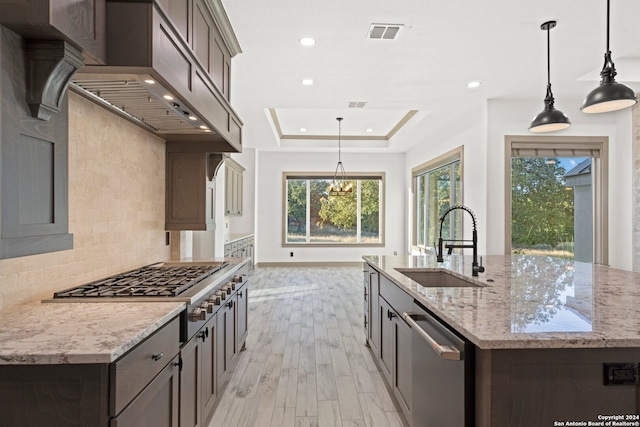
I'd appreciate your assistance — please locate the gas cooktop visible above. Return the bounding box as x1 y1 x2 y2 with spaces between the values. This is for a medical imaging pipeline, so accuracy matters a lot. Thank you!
52 262 229 299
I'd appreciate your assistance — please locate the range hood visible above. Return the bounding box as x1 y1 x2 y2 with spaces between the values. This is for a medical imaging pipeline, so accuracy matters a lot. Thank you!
72 0 243 152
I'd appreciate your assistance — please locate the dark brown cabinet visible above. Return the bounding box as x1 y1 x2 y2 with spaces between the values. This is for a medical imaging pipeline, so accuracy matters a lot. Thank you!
180 313 217 427
110 355 180 427
0 315 181 427
216 292 237 389
0 28 75 260
0 0 106 65
366 264 412 425
236 282 248 348
225 159 244 215
165 146 224 231
364 266 380 355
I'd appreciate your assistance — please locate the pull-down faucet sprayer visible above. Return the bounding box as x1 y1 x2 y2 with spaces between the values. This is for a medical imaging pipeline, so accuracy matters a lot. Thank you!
436 205 485 276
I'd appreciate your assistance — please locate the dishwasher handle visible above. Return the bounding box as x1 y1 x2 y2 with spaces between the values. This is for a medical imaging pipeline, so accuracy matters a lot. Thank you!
402 312 461 361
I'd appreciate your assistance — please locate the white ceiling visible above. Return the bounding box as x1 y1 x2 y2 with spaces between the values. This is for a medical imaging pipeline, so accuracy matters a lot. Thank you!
221 0 640 153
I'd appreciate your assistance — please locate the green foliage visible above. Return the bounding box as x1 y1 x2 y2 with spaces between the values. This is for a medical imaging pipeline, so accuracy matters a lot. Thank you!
287 180 306 232
316 180 380 231
511 158 574 248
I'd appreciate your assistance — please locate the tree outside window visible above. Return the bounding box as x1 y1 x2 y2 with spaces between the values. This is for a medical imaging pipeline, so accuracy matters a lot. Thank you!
285 175 383 245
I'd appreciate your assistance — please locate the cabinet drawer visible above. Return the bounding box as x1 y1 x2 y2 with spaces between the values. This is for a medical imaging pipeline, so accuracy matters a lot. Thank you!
111 316 180 416
379 274 413 317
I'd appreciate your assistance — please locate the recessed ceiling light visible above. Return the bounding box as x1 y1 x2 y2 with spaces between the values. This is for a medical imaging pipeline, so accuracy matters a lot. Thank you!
366 128 373 133
163 94 174 100
299 37 316 46
301 79 314 86
300 128 307 132
188 115 198 121
199 125 209 130
144 79 155 84
204 129 212 133
467 81 481 88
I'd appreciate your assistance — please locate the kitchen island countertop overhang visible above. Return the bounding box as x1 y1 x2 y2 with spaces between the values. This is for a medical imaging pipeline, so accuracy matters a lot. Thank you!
364 254 640 350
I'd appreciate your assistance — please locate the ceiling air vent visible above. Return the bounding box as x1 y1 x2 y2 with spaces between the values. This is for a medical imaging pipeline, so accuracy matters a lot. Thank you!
368 24 403 40
347 101 367 108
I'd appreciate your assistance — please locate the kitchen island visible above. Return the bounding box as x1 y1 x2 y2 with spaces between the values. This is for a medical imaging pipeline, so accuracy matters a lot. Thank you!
364 254 640 426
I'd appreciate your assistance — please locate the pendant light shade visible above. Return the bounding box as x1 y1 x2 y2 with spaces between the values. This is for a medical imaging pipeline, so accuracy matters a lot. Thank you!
529 21 571 133
327 117 353 196
581 0 637 113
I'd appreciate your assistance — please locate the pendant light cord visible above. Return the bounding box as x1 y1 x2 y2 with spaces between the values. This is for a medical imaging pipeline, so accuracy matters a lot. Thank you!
543 22 555 109
601 0 617 80
337 118 342 164
606 0 610 53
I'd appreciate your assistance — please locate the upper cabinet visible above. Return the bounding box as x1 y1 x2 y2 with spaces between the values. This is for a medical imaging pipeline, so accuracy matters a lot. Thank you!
166 142 225 231
0 0 106 65
0 28 74 259
73 0 243 152
224 159 244 216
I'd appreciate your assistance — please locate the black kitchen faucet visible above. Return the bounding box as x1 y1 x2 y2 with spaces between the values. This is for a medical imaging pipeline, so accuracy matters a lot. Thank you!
436 205 485 277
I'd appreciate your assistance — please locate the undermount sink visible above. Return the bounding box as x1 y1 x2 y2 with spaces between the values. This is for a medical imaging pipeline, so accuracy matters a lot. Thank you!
395 269 482 288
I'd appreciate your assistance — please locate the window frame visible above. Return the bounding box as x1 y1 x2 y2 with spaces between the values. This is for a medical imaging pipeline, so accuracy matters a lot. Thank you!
411 146 464 252
282 171 385 247
504 135 609 264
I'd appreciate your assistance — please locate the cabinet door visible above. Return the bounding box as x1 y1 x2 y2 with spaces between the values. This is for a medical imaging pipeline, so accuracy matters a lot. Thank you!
216 296 236 387
179 333 202 427
393 314 412 422
236 283 248 349
110 356 179 427
369 271 380 356
225 294 238 367
379 298 393 384
201 314 218 423
225 164 234 214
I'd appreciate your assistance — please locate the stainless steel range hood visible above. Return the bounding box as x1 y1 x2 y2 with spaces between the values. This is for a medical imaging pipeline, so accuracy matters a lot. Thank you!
71 0 243 152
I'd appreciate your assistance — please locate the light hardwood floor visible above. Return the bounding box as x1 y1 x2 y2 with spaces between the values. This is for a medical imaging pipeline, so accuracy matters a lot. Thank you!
207 266 406 427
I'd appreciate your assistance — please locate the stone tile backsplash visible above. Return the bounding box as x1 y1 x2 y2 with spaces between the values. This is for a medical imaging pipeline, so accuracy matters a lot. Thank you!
0 93 170 309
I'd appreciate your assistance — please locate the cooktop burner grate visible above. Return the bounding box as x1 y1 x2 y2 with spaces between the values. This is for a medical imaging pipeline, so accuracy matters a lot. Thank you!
53 263 228 298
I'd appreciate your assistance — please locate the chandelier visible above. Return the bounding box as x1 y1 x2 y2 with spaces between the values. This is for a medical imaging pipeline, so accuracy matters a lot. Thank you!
328 117 353 196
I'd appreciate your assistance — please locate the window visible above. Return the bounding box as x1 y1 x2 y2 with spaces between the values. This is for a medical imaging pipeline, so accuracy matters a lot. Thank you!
505 136 608 264
284 173 384 245
412 147 463 250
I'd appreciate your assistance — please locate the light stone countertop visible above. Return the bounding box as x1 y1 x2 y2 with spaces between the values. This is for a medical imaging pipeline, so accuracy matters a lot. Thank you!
364 254 640 350
0 258 251 365
0 301 185 365
225 233 254 244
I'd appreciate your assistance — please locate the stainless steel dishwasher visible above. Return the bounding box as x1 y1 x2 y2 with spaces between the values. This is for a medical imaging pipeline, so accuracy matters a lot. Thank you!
403 302 474 427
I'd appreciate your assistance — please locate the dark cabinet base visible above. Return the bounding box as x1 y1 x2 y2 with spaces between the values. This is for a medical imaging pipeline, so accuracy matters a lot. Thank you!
0 363 110 427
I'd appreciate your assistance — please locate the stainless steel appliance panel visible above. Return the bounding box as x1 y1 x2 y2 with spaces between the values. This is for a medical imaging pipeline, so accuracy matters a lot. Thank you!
404 302 474 427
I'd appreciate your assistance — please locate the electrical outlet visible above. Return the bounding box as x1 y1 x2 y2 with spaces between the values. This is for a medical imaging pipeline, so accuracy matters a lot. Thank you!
165 231 171 246
603 363 640 385
393 251 398 255
290 252 294 257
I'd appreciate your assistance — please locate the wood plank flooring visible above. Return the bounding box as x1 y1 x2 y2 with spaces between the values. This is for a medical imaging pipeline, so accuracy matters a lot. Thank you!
207 267 406 427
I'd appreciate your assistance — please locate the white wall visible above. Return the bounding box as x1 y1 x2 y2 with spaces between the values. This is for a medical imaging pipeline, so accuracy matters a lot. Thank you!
404 96 634 270
255 150 405 264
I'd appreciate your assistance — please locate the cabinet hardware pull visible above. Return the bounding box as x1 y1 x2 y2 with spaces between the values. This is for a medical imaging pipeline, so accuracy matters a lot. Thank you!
173 358 183 371
238 291 243 297
389 311 397 319
402 313 461 361
227 300 234 308
151 352 164 361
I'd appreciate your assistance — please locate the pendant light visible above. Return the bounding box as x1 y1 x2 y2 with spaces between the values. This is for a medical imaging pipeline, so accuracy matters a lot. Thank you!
581 0 637 113
529 21 571 133
327 117 353 196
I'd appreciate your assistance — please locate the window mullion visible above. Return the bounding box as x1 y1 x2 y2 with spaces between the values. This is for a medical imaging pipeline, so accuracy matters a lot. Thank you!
305 179 311 243
357 180 362 243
